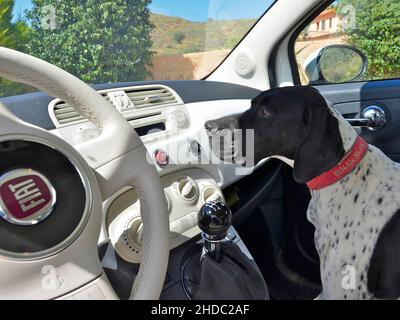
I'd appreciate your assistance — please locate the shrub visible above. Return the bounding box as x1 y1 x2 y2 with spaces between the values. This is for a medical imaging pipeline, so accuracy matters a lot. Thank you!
174 31 186 44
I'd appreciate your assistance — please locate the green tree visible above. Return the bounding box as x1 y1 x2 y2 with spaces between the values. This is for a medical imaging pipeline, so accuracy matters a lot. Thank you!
0 0 29 50
0 0 16 47
174 31 185 44
25 0 154 84
14 18 29 50
339 0 400 79
0 0 32 97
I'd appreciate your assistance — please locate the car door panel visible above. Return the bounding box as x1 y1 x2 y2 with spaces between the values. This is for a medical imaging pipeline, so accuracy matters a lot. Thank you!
315 79 400 162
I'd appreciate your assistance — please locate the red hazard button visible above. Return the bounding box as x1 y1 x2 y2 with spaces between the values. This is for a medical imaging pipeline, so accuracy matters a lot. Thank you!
154 149 169 166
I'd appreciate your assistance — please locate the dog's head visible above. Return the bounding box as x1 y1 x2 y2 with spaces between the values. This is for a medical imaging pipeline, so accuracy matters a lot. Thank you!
205 86 345 184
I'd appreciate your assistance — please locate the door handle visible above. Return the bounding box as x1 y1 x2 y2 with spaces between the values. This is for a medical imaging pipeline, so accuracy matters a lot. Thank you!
346 105 386 131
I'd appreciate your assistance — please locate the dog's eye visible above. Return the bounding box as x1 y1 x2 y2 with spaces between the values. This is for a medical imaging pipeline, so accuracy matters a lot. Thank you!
259 107 271 118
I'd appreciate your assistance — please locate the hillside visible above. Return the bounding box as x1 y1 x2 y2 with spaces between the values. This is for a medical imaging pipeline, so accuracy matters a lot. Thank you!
150 14 256 55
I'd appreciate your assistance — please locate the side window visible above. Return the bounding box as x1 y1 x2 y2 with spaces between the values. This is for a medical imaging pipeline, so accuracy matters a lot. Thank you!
295 0 400 85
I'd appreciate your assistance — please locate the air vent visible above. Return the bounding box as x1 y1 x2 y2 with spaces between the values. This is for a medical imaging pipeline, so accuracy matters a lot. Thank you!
49 85 181 128
126 87 178 109
52 94 110 126
53 102 84 125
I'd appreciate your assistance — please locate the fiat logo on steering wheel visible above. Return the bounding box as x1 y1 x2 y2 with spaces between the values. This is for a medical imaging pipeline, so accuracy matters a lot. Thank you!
0 169 56 226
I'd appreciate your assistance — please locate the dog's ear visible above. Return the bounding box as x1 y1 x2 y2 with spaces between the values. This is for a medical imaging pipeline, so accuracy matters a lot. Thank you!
293 93 345 184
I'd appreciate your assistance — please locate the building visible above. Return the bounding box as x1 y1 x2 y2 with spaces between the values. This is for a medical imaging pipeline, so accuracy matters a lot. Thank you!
308 8 343 40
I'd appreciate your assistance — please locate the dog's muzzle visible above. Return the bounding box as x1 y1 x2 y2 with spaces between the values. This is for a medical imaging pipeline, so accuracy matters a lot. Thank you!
204 115 246 165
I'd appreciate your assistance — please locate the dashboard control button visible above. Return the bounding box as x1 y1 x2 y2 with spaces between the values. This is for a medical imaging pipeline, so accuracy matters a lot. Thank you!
202 186 223 203
177 177 198 201
174 110 188 128
154 149 169 166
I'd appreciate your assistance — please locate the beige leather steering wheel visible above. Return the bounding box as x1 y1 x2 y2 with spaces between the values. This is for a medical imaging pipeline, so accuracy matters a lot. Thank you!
0 47 169 299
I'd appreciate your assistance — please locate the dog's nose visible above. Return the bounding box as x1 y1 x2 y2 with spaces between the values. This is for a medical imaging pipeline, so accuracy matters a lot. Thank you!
205 121 220 135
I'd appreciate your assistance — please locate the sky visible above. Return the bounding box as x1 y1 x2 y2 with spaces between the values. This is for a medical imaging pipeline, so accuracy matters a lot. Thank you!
13 0 275 22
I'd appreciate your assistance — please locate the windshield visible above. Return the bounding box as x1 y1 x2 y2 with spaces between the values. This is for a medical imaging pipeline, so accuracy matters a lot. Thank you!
0 0 275 98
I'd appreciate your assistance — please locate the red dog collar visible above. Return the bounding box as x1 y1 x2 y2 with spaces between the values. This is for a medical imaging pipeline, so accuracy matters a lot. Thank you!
306 136 369 191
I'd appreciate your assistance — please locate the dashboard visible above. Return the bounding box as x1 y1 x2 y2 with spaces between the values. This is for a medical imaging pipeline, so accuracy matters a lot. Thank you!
1 80 261 263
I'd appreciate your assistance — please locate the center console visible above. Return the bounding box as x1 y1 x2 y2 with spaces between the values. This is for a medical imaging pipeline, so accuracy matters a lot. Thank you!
104 168 223 263
99 168 269 300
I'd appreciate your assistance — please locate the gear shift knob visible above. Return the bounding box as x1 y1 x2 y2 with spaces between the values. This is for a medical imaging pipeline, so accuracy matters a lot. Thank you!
198 201 232 239
198 201 232 261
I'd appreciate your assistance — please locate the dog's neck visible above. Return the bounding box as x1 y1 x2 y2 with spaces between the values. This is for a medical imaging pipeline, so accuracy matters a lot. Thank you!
327 103 358 154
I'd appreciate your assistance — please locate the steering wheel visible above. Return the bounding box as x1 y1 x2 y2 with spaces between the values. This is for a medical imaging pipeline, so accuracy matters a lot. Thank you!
0 47 169 299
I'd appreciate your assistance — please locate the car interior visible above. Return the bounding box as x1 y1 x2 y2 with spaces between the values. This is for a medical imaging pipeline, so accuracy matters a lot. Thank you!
0 0 399 300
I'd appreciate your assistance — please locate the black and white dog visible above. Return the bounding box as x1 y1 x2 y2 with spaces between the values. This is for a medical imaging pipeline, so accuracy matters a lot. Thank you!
206 86 400 300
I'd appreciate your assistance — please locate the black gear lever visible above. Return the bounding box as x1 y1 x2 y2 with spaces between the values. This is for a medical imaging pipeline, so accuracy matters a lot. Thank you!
181 200 268 299
198 201 232 262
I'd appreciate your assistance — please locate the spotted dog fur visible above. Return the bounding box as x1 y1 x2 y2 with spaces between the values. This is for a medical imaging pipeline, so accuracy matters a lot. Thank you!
206 86 400 299
308 105 400 299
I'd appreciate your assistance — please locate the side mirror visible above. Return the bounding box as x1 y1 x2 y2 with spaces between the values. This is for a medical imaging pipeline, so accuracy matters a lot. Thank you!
304 45 368 85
